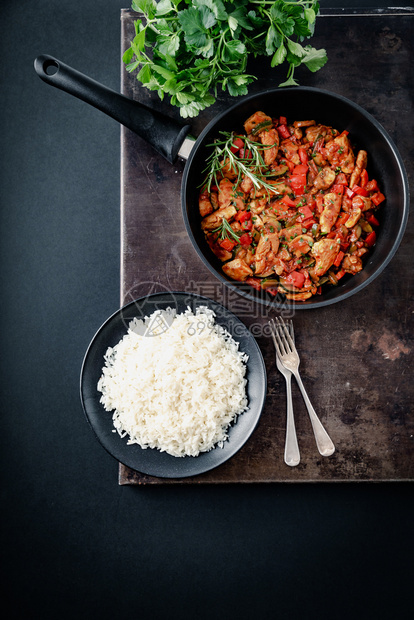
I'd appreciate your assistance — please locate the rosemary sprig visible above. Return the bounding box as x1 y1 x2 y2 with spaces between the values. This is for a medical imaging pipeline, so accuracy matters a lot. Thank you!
202 131 286 195
211 218 241 243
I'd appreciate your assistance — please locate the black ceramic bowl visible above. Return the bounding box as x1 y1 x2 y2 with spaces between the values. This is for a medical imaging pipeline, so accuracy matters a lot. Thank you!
182 87 410 309
80 292 267 478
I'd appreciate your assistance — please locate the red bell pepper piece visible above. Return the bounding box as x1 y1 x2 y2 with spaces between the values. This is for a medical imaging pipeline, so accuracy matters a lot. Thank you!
241 218 253 231
282 194 297 207
371 192 385 206
315 194 324 214
301 217 317 230
246 277 261 291
333 250 345 267
239 233 252 246
293 164 309 175
352 196 365 209
365 231 377 247
290 174 307 195
279 116 287 126
285 270 305 289
335 212 350 227
366 213 380 226
365 179 379 193
236 210 251 223
277 125 291 139
346 187 356 199
219 238 237 251
359 169 369 188
335 172 348 186
298 205 313 220
352 185 369 197
239 147 252 159
298 147 308 164
331 183 345 195
230 137 244 153
336 269 346 280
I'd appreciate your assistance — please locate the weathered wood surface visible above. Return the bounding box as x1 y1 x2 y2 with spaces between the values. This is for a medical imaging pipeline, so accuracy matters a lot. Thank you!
118 9 413 484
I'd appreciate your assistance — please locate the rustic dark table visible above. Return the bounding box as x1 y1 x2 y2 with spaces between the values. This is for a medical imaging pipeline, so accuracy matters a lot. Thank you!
118 7 413 485
1 3 413 619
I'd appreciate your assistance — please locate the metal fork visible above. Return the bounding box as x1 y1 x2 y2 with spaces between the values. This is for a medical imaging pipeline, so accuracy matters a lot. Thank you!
269 320 300 467
270 317 335 457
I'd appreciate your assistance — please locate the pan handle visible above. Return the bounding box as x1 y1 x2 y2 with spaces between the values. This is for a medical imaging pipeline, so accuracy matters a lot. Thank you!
34 54 191 164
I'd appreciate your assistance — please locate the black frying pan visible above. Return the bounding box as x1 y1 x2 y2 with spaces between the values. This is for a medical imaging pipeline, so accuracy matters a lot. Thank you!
34 55 409 309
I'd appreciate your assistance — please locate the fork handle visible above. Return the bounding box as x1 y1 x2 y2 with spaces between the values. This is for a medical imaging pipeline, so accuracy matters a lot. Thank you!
293 372 335 457
284 374 300 467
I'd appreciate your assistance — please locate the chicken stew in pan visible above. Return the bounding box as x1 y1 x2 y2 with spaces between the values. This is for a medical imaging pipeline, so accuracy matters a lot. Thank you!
199 112 385 301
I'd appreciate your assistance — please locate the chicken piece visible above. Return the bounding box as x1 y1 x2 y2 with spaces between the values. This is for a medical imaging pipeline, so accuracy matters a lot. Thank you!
255 180 291 197
325 133 355 174
342 254 363 274
311 137 327 167
260 128 279 165
305 124 335 145
249 198 267 215
279 139 300 165
320 192 342 233
285 291 313 301
349 150 368 188
206 234 233 262
288 234 313 257
201 205 237 231
294 127 305 141
234 246 255 266
244 111 272 135
199 190 213 217
222 258 253 281
311 166 336 193
261 212 280 231
217 178 234 208
345 205 362 228
341 194 352 212
276 246 292 262
265 227 280 254
251 213 264 229
254 229 279 275
293 120 316 128
240 174 254 194
279 223 304 242
355 195 373 212
210 191 219 210
310 238 341 278
220 157 238 180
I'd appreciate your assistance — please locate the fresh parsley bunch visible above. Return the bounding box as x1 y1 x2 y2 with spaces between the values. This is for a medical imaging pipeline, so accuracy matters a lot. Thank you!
123 0 327 118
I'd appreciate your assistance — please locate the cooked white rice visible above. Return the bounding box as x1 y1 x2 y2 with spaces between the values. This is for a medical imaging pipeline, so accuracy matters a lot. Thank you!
97 306 248 457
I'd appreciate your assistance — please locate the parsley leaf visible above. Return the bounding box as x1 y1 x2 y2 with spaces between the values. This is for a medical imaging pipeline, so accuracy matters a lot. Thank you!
124 0 328 117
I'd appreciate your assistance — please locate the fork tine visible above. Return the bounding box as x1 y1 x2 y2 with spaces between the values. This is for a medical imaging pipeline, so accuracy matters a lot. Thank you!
269 319 285 357
273 318 288 356
268 319 278 350
276 316 295 353
268 319 281 355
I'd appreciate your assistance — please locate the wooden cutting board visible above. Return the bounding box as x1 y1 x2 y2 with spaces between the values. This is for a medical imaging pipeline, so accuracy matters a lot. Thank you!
118 8 414 485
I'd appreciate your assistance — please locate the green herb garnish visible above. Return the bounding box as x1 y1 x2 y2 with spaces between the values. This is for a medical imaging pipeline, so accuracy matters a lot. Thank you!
123 0 327 118
211 217 241 242
202 131 285 193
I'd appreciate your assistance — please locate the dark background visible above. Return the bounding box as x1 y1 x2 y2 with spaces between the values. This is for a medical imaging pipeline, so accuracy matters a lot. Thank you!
1 2 412 618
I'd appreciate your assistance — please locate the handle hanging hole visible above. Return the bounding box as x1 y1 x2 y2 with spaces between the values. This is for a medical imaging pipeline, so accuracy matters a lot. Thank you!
44 59 59 76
